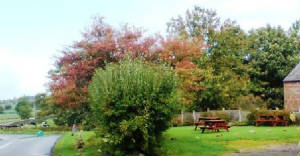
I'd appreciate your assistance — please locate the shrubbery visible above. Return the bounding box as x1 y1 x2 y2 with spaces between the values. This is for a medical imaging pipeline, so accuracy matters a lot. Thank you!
231 94 267 111
89 59 180 155
201 111 230 122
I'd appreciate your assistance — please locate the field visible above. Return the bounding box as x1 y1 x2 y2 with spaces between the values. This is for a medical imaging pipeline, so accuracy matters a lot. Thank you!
0 109 20 123
53 126 300 156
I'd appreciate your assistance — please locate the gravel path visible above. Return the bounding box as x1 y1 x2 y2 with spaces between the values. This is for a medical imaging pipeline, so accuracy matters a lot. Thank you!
231 143 300 156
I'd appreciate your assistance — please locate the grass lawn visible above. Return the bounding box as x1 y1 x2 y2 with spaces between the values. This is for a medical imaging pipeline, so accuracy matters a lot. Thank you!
52 126 300 156
162 126 299 156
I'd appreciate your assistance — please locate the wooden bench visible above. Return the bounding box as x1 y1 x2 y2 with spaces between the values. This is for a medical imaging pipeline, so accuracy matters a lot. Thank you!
255 116 288 127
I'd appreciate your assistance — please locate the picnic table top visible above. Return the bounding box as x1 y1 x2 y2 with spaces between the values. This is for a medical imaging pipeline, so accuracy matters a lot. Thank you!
198 117 221 120
204 120 226 123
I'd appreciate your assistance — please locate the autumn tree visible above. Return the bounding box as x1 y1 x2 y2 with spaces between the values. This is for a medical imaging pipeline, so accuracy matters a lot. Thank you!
168 6 251 110
159 38 203 107
49 17 160 127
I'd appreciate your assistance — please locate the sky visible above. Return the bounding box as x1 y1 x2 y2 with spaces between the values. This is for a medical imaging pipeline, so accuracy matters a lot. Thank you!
0 0 299 100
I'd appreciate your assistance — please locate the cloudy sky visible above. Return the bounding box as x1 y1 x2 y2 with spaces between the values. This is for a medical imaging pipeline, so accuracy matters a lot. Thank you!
0 0 299 99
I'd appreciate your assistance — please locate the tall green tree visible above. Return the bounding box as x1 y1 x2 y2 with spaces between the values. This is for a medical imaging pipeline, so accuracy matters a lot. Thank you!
247 25 300 108
15 98 32 119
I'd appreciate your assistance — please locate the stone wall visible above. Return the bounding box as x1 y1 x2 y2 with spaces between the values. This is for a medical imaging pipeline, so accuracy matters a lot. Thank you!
284 81 300 112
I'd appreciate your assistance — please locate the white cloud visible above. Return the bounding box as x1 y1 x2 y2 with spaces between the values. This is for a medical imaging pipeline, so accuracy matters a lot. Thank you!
200 0 300 30
0 49 52 99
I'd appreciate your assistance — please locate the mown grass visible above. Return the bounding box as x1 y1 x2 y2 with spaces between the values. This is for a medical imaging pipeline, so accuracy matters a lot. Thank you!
161 126 300 156
52 126 300 156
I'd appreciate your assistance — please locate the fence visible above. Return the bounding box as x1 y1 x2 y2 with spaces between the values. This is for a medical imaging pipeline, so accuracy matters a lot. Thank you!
176 110 300 126
177 110 251 125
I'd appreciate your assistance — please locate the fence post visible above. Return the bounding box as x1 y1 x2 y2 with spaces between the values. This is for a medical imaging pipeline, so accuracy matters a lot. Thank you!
207 108 210 112
181 110 184 125
192 110 196 122
238 108 242 122
222 108 225 111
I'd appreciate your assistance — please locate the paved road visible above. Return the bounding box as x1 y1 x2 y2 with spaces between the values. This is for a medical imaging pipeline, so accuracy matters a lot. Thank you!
232 143 300 156
0 134 60 156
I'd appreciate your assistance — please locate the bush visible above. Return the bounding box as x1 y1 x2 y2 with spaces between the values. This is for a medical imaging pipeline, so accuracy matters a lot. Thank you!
214 111 230 122
231 94 267 111
171 116 182 127
201 111 230 122
89 59 180 156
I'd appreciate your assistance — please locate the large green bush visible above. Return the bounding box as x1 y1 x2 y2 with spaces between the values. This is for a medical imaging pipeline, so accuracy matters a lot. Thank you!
89 59 180 155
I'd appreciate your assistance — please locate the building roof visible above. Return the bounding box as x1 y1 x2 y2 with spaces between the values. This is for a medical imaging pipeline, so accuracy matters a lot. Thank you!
283 63 300 82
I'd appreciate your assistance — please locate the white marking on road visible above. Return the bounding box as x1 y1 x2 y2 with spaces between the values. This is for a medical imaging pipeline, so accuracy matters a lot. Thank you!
0 142 13 150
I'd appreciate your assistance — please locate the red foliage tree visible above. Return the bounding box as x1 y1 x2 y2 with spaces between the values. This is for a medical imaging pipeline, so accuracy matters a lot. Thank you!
159 38 204 105
49 17 160 126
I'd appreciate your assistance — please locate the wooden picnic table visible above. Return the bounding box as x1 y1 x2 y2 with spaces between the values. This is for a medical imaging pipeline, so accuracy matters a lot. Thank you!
194 117 230 133
255 115 288 127
194 117 221 130
200 119 230 133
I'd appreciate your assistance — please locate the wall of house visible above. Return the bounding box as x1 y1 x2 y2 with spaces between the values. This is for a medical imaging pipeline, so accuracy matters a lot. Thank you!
284 81 300 112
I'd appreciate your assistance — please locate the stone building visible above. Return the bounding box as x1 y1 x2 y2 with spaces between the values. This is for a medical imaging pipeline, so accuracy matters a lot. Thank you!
283 63 300 112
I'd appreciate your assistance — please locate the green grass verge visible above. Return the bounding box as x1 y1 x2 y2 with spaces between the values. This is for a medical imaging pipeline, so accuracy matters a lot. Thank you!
53 131 99 156
52 126 300 156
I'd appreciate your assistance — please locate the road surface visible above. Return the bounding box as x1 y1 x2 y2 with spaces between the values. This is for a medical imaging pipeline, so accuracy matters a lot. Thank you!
0 134 60 156
231 143 300 156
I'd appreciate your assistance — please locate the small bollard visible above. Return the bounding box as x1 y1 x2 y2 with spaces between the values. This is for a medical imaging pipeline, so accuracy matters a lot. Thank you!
37 130 44 137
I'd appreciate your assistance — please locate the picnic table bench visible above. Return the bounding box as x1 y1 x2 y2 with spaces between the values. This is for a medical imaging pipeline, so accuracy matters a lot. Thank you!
194 117 230 133
255 115 288 127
